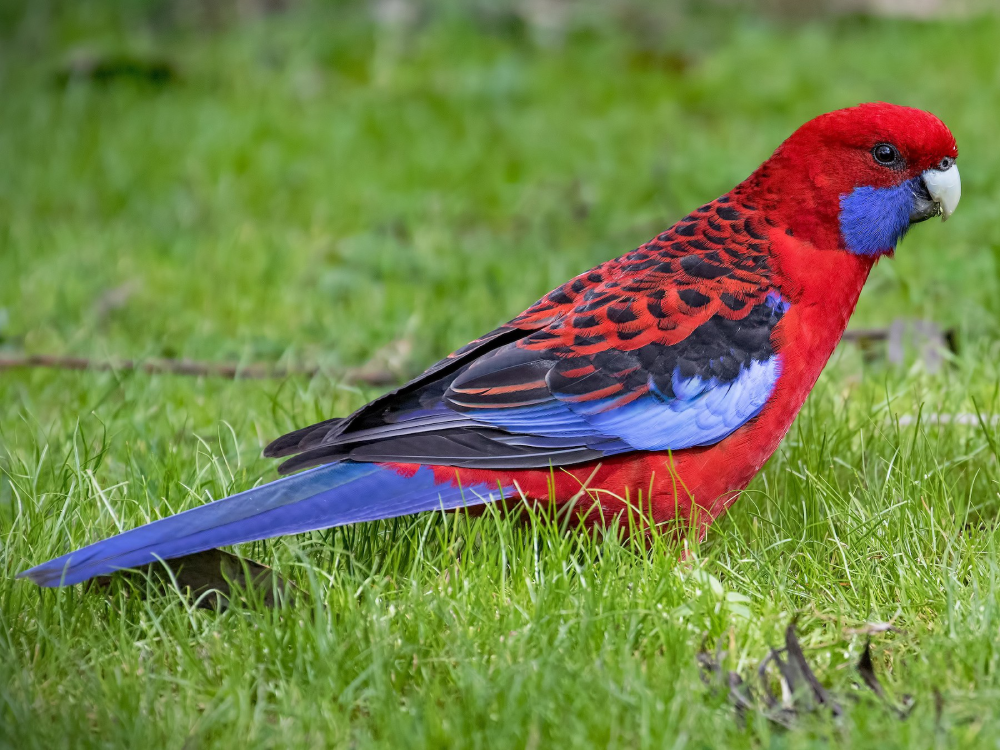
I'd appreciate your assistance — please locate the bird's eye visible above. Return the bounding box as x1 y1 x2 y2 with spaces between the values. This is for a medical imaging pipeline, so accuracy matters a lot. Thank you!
872 143 901 166
938 156 955 170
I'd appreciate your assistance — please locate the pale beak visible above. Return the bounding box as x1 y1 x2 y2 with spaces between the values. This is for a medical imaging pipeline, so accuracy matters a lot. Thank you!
917 163 961 222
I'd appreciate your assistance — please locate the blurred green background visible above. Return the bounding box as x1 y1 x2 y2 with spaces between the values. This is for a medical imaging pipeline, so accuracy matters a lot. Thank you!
2 0 998 374
5 2 1000 748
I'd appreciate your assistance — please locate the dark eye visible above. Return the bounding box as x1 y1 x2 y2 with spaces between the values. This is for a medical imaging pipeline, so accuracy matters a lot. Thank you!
872 143 901 166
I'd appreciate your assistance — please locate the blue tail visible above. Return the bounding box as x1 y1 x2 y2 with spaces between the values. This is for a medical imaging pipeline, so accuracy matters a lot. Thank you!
19 463 513 587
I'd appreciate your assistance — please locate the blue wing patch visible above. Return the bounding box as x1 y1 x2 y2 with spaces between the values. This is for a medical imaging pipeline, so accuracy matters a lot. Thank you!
472 355 782 452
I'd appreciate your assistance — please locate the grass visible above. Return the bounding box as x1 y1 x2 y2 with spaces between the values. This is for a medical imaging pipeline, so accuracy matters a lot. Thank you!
4 2 1000 747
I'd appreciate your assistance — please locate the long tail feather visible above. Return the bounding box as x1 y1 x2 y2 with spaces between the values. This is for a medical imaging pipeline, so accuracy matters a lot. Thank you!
19 462 511 587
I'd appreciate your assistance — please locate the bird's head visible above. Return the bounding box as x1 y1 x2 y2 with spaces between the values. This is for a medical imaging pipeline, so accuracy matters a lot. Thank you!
745 102 959 257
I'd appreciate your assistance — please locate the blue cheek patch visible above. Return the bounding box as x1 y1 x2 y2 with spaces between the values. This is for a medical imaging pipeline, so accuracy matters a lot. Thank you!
839 178 916 256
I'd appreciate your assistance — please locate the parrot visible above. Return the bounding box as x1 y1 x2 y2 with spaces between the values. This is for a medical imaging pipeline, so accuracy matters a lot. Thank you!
21 102 961 587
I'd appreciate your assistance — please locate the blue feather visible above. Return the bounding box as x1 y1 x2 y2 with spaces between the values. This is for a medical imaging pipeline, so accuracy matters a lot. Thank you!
470 355 782 452
19 463 512 587
839 179 916 256
574 357 782 450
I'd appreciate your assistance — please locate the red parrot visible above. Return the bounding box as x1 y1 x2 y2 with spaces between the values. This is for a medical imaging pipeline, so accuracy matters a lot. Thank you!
22 102 961 587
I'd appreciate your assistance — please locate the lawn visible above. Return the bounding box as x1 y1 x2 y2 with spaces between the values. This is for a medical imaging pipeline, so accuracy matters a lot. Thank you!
3 2 1000 747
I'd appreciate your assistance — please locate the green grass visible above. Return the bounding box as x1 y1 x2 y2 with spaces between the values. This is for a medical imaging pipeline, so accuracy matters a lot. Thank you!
4 3 1000 747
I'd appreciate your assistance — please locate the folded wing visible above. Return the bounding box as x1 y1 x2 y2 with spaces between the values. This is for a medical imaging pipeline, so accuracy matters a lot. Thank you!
267 197 788 472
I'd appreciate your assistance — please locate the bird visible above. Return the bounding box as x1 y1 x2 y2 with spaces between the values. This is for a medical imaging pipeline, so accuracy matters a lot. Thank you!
21 102 961 587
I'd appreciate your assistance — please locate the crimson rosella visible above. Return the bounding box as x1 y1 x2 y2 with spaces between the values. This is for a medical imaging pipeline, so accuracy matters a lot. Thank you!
22 102 961 587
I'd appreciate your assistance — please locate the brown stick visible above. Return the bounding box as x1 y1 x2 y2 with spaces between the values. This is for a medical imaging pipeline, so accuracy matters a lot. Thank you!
0 353 399 386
